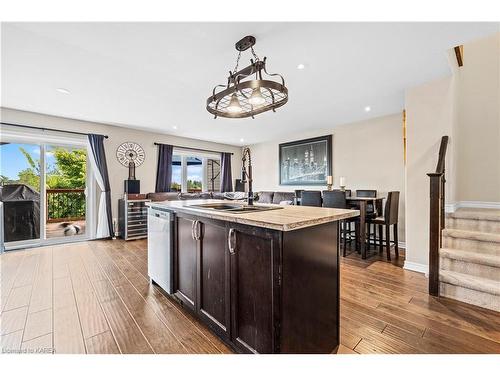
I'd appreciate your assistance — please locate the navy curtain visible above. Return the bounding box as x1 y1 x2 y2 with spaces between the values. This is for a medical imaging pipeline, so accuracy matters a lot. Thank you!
87 134 113 238
220 152 233 192
155 144 174 192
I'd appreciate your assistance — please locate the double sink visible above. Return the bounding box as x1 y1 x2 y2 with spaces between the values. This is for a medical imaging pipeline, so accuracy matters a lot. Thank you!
189 202 283 214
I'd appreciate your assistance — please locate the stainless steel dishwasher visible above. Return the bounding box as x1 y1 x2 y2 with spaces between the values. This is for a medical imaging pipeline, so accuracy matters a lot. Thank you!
147 207 174 294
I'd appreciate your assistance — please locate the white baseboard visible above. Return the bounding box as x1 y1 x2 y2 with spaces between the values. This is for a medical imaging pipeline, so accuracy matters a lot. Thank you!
403 261 428 276
446 201 500 213
445 203 459 213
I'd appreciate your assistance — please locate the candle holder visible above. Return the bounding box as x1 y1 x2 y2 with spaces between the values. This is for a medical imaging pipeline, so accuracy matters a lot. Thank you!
339 176 346 192
326 175 333 191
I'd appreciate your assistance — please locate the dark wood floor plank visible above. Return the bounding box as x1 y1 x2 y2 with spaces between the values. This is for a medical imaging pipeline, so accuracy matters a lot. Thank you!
341 298 425 336
99 298 154 354
376 302 500 353
114 282 188 354
79 244 153 354
95 243 224 354
382 324 468 354
3 238 499 354
85 331 120 354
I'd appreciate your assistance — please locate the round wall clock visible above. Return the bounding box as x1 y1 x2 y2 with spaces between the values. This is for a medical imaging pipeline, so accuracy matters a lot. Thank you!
116 141 145 167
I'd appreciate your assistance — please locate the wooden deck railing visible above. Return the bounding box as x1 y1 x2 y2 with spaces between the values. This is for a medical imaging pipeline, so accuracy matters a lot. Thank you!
427 136 449 296
46 188 85 223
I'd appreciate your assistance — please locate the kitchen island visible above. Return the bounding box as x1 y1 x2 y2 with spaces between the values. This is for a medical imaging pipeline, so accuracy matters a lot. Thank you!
146 199 359 354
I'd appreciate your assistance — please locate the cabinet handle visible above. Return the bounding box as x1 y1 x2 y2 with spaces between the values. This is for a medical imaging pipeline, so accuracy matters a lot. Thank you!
195 220 201 240
228 228 236 254
191 220 196 240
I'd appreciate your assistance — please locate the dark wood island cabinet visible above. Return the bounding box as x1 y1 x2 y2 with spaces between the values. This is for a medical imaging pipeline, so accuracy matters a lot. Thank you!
149 200 358 354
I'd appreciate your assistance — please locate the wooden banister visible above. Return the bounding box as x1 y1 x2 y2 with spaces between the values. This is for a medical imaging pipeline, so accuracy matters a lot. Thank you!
428 136 449 296
435 136 449 174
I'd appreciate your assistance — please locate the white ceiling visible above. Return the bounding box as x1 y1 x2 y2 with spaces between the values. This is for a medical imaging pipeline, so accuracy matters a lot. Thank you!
1 22 499 145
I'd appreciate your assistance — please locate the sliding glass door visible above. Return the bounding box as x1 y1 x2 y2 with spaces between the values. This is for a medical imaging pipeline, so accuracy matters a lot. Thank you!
1 138 90 249
44 144 87 240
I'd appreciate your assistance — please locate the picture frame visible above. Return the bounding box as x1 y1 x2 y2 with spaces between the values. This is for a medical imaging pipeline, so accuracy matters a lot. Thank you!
279 135 332 185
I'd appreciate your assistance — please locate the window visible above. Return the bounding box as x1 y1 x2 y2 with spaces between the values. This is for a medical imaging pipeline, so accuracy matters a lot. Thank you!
206 158 221 192
171 151 221 193
186 156 202 192
171 154 182 192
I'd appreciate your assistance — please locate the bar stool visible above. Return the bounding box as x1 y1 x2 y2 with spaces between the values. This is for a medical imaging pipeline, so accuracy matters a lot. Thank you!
368 191 400 260
322 190 358 256
301 191 322 207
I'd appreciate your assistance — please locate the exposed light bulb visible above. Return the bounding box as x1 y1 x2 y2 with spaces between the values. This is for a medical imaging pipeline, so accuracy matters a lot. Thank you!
227 93 243 113
248 88 266 106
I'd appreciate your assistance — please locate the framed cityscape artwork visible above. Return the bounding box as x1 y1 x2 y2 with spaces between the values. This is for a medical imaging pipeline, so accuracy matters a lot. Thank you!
279 135 332 185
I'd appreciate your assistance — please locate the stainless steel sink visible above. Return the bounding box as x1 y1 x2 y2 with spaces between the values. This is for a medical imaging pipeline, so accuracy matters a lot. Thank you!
189 202 283 213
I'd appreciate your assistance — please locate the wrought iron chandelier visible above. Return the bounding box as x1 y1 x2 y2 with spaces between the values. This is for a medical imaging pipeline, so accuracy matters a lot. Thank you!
206 35 288 119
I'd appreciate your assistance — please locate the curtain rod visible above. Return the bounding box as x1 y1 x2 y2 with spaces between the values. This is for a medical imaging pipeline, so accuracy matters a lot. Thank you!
1 122 109 139
154 142 234 155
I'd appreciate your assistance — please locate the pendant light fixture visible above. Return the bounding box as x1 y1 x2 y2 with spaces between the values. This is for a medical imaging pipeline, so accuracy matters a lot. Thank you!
207 35 288 119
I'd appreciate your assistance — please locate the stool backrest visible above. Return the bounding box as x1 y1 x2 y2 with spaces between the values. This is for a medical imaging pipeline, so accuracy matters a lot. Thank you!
301 191 322 207
356 189 377 198
322 190 347 209
384 191 400 225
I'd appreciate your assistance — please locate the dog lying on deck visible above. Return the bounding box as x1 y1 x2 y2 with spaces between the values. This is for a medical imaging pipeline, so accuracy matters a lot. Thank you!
59 222 82 236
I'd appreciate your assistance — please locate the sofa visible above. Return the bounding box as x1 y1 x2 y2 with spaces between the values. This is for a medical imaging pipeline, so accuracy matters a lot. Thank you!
147 191 296 205
147 191 246 202
255 191 295 205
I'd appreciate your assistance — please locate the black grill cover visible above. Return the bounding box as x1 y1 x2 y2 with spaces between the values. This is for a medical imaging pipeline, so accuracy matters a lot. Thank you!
0 184 40 242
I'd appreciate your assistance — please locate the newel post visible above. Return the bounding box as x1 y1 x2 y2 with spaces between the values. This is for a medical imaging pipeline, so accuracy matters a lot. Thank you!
428 172 443 296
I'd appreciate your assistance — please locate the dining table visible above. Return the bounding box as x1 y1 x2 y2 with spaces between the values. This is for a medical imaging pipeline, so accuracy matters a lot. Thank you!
346 196 385 259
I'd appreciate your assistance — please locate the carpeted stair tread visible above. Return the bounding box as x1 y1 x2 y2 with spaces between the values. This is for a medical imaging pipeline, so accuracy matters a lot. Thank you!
440 270 500 296
440 248 500 268
446 207 500 222
442 228 500 243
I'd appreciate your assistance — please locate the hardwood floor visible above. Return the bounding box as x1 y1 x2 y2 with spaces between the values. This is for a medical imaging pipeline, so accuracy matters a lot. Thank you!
1 239 499 354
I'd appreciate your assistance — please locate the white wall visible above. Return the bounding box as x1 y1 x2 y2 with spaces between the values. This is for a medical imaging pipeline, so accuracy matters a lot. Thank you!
0 108 243 224
249 113 406 241
455 32 500 203
405 77 456 271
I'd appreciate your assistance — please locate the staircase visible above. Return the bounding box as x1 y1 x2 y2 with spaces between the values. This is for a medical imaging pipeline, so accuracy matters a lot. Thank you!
439 207 500 311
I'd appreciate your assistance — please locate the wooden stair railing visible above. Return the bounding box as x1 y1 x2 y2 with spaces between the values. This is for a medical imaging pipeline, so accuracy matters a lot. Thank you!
427 136 449 296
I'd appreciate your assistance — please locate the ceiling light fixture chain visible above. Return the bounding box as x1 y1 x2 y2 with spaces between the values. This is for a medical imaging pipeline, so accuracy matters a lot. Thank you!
250 46 260 62
207 35 288 119
232 50 242 75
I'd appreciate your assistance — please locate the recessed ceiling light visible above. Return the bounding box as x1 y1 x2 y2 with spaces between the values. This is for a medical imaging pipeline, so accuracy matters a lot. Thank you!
364 106 371 112
240 138 245 143
172 125 178 130
56 88 70 94
297 63 305 70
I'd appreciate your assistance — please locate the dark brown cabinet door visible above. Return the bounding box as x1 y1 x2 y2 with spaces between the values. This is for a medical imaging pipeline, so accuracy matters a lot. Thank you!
228 224 281 354
197 218 230 337
174 215 197 311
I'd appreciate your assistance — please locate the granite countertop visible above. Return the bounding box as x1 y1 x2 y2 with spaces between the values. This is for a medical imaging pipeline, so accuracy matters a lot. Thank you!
146 199 359 232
